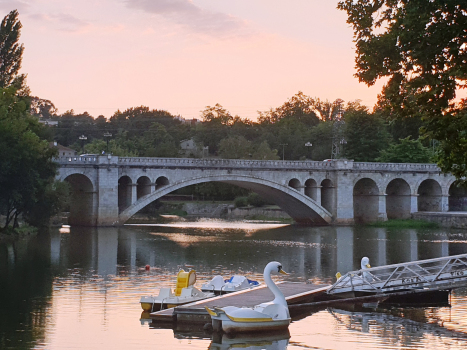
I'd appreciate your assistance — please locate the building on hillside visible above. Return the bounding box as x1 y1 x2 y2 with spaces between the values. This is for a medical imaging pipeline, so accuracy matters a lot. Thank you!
179 138 206 158
49 142 77 157
39 119 59 126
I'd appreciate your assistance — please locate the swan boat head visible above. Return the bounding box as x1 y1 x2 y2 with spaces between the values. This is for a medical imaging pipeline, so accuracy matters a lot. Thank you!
206 261 291 334
361 257 371 269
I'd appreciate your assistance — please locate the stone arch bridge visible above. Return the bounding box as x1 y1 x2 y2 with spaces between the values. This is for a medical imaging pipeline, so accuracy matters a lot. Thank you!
56 156 465 226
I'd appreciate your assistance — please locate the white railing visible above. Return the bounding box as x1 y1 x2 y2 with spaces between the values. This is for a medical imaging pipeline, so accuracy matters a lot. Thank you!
327 253 467 295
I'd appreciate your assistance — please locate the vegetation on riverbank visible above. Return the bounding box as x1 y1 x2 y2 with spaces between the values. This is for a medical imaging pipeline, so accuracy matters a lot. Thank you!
368 219 439 229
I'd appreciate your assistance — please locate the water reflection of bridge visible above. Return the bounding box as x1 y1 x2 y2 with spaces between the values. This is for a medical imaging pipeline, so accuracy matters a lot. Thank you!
46 226 465 281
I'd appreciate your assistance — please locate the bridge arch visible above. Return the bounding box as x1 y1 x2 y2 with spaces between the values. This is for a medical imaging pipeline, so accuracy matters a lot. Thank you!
418 179 442 212
304 179 318 201
64 174 96 226
321 179 334 213
118 176 132 212
156 176 169 190
119 174 332 225
137 176 151 199
288 178 301 191
449 181 467 211
386 178 411 219
353 178 380 223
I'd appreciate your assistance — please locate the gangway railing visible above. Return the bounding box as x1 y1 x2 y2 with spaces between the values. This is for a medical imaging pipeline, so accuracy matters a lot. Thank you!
327 253 467 295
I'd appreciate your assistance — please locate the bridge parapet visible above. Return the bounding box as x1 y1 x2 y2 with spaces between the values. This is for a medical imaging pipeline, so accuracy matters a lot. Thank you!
56 156 442 173
57 156 98 164
352 162 440 172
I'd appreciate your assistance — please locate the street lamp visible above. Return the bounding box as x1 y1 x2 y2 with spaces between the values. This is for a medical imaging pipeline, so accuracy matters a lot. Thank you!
305 142 312 160
79 134 87 152
103 132 112 154
280 143 288 161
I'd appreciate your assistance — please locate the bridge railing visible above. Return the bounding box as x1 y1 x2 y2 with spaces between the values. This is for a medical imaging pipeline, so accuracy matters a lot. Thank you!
116 157 336 170
352 162 440 172
55 156 441 172
55 156 98 164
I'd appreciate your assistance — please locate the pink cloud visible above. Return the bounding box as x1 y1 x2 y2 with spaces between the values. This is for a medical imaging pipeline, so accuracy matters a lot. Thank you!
124 0 252 37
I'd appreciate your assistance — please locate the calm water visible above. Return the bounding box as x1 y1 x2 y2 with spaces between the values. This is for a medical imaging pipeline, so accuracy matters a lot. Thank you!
2 220 467 349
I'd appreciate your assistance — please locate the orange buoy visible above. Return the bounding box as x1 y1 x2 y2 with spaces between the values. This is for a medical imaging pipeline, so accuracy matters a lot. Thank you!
145 265 150 271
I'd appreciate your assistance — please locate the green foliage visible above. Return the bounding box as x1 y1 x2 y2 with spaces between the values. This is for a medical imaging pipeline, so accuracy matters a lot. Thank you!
377 137 432 163
428 102 467 180
234 196 248 208
247 193 265 207
23 180 70 227
0 87 60 229
175 182 249 201
257 92 320 126
343 103 391 162
218 135 251 159
338 0 467 177
368 219 439 229
0 10 26 91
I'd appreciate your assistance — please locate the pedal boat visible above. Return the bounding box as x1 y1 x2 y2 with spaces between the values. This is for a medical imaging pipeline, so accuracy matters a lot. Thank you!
140 269 214 312
206 261 291 334
201 275 260 295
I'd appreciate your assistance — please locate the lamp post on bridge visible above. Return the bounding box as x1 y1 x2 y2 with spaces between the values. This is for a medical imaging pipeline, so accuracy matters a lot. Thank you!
79 134 87 153
280 143 288 161
103 132 112 154
305 142 312 160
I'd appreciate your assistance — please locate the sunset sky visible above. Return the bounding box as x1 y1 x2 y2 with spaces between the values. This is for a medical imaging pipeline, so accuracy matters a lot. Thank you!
1 0 387 120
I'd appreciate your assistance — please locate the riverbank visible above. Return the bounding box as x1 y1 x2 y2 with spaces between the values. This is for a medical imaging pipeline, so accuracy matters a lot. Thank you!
127 201 294 224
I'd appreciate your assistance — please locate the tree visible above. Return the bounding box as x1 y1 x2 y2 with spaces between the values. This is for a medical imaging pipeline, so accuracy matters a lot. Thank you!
377 137 432 163
429 101 467 179
29 96 57 119
258 92 320 126
343 102 391 162
0 86 59 229
338 0 467 176
0 10 26 91
218 135 252 159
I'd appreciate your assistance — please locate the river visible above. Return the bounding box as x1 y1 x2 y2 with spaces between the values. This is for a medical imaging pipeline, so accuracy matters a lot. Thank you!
1 220 467 349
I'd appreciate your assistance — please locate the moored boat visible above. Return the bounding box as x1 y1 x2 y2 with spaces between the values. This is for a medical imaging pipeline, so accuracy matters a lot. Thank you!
140 269 214 312
201 275 260 294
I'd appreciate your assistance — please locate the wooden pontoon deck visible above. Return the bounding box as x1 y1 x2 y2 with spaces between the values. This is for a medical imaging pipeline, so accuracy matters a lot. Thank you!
150 282 330 323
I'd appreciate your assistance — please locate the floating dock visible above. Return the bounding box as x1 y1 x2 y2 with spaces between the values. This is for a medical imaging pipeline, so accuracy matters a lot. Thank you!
150 282 330 324
149 253 467 326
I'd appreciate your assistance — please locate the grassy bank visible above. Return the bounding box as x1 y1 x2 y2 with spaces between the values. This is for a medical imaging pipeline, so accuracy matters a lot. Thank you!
368 219 439 229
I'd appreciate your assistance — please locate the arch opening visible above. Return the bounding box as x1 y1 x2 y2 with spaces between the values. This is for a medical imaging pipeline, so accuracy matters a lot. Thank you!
449 181 467 211
305 179 318 201
353 178 379 223
418 179 442 212
288 178 301 191
321 179 334 213
120 176 332 225
386 179 411 219
137 176 151 200
156 176 169 190
118 176 132 213
64 174 95 226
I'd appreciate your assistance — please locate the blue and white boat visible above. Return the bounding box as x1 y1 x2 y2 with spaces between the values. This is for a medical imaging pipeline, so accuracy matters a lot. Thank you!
201 275 260 294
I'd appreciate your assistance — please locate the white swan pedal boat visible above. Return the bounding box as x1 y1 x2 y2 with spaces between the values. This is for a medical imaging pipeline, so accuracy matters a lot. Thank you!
201 275 260 295
140 269 214 312
206 261 291 334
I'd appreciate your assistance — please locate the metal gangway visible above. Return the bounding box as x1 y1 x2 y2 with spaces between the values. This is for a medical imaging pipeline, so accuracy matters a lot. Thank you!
327 253 467 296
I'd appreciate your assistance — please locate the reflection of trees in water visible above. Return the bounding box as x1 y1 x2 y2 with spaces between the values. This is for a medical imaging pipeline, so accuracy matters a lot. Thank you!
328 306 467 347
0 234 55 349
